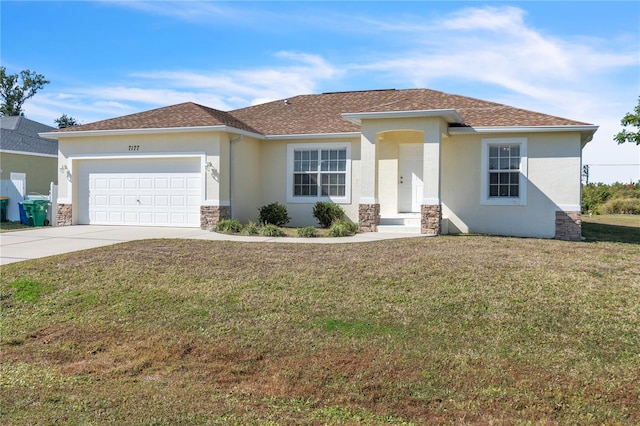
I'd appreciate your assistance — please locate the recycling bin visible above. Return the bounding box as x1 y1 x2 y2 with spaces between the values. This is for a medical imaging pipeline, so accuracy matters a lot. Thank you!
18 202 27 225
0 197 7 222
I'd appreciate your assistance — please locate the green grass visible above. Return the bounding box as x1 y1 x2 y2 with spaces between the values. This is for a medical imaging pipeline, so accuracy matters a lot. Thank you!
0 221 31 232
1 216 639 424
582 214 640 244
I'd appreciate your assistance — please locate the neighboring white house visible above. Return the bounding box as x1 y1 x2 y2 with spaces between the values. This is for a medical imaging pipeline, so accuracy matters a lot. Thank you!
40 88 598 240
1 116 57 221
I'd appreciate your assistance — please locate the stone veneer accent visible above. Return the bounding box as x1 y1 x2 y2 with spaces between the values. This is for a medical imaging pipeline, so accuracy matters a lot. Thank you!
358 203 380 232
555 210 582 241
56 203 72 226
200 205 231 230
421 204 442 236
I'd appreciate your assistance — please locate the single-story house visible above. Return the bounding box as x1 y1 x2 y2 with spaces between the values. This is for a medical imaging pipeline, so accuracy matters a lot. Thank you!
40 88 597 240
1 116 57 221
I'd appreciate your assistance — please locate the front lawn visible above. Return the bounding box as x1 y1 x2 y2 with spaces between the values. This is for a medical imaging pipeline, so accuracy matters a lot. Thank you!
1 217 639 424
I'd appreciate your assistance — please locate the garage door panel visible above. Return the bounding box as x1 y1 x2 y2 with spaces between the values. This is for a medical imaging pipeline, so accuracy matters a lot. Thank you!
155 212 170 224
187 195 200 206
78 158 201 227
124 178 138 189
155 178 169 189
140 178 153 189
109 178 123 189
155 195 169 207
170 178 186 189
187 177 200 189
170 195 186 206
109 211 124 222
139 195 153 206
94 178 108 189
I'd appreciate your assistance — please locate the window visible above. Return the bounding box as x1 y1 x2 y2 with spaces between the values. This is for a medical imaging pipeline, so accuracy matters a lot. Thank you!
481 138 527 205
287 143 351 203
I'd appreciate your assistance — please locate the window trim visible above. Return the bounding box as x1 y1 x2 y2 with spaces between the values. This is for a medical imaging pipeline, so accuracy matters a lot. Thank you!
481 138 527 206
286 142 351 204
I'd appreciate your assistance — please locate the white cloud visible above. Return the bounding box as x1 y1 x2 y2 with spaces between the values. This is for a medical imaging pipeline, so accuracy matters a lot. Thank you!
110 0 234 22
131 51 341 106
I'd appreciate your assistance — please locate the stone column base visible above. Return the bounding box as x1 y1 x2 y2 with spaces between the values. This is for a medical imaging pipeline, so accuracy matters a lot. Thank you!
200 205 231 230
421 204 442 236
57 203 72 226
555 211 582 241
358 203 380 232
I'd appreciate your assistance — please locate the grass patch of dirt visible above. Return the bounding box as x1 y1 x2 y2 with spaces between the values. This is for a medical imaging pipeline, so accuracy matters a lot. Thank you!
1 217 639 424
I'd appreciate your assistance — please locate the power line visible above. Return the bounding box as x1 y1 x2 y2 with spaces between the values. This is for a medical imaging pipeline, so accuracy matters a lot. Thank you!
585 164 639 167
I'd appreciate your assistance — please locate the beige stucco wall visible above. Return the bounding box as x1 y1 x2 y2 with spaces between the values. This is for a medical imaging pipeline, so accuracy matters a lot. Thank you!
57 131 229 205
231 136 261 223
257 137 361 227
0 152 57 195
441 132 583 238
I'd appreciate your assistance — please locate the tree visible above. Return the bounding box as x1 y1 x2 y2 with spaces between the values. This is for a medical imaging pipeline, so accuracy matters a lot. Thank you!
614 97 640 145
0 67 50 116
55 114 79 128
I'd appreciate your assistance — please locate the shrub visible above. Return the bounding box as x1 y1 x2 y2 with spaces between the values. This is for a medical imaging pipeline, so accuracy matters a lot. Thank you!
259 224 285 237
258 202 290 226
582 181 640 214
215 219 243 233
602 198 640 215
297 226 318 238
328 219 359 237
312 201 346 228
240 221 259 235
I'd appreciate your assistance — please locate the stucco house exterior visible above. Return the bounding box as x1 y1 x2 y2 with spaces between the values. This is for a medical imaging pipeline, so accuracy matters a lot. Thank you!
40 88 597 240
1 116 57 221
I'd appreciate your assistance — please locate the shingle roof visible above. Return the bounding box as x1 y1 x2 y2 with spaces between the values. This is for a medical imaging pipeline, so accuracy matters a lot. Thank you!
54 89 592 137
230 88 592 135
0 116 57 155
56 102 261 134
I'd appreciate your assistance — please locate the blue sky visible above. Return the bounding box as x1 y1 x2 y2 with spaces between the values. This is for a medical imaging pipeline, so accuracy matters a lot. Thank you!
2 0 639 183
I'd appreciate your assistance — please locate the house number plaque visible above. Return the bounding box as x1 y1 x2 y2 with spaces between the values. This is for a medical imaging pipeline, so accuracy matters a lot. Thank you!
128 145 140 151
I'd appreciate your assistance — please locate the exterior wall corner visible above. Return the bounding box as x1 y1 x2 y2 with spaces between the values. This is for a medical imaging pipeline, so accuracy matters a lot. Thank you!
358 203 380 232
421 204 442 235
56 203 73 226
555 210 582 241
200 205 231 230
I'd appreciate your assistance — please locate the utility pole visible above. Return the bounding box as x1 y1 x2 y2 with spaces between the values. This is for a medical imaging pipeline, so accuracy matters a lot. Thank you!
582 164 590 184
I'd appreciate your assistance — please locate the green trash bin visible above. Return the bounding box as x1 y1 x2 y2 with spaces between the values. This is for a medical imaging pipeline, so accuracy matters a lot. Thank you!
22 200 48 226
0 197 7 222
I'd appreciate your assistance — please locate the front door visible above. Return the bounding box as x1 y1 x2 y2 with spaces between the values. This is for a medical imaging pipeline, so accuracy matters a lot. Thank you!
398 144 423 213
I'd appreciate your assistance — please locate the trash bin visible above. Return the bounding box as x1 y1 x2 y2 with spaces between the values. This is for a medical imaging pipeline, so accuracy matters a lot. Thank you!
22 199 48 226
0 197 7 222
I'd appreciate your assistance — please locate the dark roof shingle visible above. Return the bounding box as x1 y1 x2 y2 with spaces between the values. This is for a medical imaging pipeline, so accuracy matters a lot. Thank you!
57 102 261 134
54 89 592 137
230 88 591 135
0 116 57 155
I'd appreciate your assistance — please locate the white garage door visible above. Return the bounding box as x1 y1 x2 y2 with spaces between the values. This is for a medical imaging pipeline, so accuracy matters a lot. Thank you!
78 158 201 227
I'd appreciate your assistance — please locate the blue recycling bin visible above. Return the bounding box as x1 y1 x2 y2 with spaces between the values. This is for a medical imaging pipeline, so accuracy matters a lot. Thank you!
18 202 28 225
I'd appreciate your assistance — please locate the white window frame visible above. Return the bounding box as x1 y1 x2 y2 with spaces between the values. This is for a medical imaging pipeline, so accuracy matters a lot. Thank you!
481 137 527 206
286 142 351 204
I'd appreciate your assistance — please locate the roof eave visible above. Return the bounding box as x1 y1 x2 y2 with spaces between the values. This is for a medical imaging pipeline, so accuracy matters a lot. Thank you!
264 132 361 140
341 109 464 125
449 125 599 144
40 125 265 140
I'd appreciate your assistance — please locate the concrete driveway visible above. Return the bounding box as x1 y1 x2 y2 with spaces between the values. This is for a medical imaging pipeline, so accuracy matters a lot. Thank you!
0 225 423 265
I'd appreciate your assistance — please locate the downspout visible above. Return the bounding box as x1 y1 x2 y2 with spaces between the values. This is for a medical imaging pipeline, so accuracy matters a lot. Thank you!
229 134 243 218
